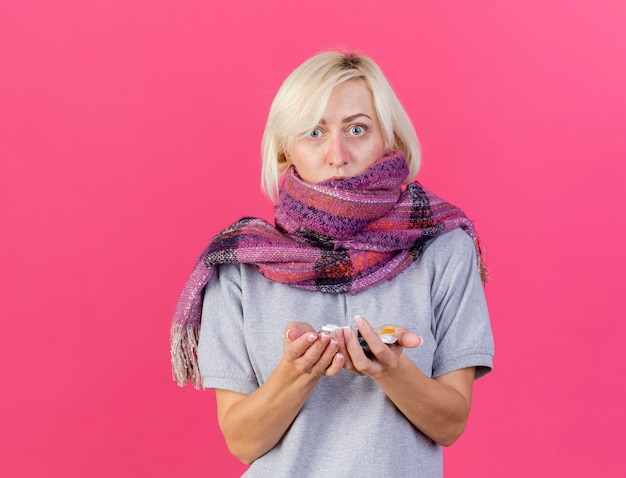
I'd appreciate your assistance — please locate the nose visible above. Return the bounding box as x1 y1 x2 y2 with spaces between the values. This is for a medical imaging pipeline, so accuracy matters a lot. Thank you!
327 135 348 166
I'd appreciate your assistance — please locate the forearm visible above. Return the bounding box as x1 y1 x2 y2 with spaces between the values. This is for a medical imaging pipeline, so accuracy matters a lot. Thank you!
374 356 473 446
217 359 320 464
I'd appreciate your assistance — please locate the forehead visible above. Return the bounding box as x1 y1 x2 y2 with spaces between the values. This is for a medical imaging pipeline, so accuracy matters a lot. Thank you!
322 80 376 117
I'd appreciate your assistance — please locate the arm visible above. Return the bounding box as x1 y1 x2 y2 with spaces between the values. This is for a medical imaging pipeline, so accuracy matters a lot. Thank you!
343 230 492 445
215 322 344 465
342 316 474 446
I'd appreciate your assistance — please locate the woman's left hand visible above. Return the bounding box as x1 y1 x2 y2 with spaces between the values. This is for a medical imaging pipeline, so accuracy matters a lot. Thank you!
339 315 475 446
340 315 423 379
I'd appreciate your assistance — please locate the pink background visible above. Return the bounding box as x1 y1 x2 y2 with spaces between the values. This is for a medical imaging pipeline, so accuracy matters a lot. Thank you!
2 1 625 476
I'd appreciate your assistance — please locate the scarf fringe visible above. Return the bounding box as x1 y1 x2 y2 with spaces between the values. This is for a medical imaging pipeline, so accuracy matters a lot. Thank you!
476 237 489 286
170 323 201 389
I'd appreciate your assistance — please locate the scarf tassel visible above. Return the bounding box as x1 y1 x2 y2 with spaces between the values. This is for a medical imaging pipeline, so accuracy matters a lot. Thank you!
476 237 489 286
170 323 201 389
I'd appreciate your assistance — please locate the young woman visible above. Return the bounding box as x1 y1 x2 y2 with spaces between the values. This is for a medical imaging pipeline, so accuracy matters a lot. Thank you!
171 51 494 477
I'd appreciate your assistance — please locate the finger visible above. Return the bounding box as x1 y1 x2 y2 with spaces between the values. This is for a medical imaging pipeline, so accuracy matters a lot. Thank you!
376 324 421 348
353 315 400 371
325 352 345 376
297 331 335 364
286 331 337 374
284 331 320 361
396 331 424 348
335 327 358 372
284 322 315 341
310 336 339 375
329 327 349 363
354 315 386 353
342 322 370 370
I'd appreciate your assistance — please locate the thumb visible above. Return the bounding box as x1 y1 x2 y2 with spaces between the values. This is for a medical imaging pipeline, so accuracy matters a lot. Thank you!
284 321 315 341
396 331 424 348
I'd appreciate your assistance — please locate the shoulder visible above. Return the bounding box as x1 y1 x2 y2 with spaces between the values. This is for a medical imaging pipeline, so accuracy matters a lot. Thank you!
422 229 477 265
413 228 483 295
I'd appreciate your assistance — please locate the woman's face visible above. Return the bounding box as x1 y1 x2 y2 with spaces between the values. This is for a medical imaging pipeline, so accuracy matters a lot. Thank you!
287 80 386 183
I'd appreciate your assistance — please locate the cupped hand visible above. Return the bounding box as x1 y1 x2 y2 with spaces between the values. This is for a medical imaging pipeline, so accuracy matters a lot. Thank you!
283 322 344 377
342 315 423 380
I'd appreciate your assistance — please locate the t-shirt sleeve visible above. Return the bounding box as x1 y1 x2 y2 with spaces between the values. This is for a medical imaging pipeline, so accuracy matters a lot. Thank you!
197 264 259 394
428 229 494 379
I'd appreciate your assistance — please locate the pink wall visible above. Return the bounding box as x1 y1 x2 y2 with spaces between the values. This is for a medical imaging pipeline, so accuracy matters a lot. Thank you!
2 1 625 476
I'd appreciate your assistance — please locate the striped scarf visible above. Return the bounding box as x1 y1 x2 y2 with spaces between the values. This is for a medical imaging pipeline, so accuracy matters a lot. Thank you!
171 151 487 387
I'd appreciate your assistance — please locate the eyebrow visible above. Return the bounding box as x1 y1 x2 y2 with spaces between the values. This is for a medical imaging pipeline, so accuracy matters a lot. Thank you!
319 113 373 124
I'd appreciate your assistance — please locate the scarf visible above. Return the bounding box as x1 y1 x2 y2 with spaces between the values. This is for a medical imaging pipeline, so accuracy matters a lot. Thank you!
171 151 487 387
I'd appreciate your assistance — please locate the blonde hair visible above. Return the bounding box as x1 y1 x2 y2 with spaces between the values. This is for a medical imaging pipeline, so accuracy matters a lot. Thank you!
261 51 421 202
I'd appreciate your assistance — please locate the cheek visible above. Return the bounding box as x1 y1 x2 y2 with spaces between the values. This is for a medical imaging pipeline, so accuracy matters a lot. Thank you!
290 142 313 162
364 138 386 162
287 151 319 182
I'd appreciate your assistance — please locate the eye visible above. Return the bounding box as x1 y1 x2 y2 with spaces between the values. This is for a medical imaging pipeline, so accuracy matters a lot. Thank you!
349 124 367 135
308 128 322 138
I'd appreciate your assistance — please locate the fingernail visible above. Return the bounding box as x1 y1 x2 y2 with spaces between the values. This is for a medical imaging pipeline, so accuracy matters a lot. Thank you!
343 326 353 338
307 333 318 343
320 332 330 343
417 336 424 346
355 315 364 326
285 328 292 340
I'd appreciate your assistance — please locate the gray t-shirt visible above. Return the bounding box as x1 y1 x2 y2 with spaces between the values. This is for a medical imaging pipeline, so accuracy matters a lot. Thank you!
198 229 494 477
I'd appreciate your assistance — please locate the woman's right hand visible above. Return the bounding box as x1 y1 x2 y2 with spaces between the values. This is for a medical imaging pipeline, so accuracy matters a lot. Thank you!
216 322 343 464
283 322 344 376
